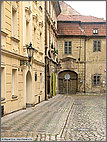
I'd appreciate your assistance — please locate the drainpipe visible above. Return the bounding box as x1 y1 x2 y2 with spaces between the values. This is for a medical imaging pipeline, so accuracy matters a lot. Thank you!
45 1 47 100
84 37 86 93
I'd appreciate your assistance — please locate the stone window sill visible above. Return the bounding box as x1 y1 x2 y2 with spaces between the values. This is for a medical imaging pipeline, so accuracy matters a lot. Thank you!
1 30 8 37
12 95 18 100
1 97 6 102
11 36 20 43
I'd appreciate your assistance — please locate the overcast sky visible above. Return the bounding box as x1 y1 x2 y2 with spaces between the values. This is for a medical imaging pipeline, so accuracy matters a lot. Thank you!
65 1 106 20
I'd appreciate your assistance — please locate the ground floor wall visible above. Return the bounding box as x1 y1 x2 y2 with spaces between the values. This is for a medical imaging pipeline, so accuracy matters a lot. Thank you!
1 53 25 115
85 61 106 93
1 52 45 115
45 57 58 98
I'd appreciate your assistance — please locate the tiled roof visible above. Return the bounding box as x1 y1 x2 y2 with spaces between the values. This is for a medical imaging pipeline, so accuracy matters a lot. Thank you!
82 23 106 36
59 1 80 16
57 14 106 23
57 23 85 35
57 22 106 36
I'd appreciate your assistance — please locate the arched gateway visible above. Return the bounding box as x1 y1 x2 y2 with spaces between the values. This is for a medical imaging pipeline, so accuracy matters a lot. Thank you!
58 70 78 94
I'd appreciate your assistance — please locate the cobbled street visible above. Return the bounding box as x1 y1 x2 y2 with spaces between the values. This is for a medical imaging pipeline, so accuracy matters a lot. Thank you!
63 94 106 141
1 94 73 141
1 94 106 141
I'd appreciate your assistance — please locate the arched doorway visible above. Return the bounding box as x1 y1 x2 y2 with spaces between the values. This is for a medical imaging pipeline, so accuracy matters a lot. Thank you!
58 70 78 94
26 71 32 106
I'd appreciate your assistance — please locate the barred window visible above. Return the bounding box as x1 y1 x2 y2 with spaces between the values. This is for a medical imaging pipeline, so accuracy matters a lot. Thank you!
93 75 101 86
93 40 101 52
64 41 72 54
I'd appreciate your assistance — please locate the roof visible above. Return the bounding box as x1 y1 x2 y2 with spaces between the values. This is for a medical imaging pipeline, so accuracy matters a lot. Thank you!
57 14 106 23
59 1 80 16
57 22 106 36
58 22 85 36
53 1 61 16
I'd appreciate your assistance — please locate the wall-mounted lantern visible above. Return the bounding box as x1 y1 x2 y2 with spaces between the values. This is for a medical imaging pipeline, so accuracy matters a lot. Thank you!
57 61 61 69
20 42 34 66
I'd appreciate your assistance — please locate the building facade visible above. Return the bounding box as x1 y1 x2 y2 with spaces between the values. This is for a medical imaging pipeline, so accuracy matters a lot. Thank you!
1 1 45 115
45 1 61 99
57 12 106 94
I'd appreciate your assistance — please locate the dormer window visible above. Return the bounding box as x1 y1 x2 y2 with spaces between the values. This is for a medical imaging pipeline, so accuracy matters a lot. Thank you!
93 29 98 34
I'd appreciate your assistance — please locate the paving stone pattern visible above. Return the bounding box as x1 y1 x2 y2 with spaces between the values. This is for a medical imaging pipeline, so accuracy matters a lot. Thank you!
1 94 106 141
1 94 73 141
63 94 106 141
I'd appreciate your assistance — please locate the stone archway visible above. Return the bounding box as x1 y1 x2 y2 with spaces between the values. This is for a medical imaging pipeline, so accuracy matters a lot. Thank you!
58 70 78 94
26 71 32 106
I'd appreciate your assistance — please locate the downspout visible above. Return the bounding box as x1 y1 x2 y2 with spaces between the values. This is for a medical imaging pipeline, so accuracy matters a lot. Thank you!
84 37 86 93
45 0 47 100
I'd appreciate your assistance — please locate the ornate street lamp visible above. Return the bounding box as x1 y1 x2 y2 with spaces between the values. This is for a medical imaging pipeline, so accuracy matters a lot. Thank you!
27 42 34 62
20 42 34 66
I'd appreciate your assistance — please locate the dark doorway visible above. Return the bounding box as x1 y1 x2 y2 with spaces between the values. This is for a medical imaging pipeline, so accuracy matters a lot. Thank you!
58 70 78 94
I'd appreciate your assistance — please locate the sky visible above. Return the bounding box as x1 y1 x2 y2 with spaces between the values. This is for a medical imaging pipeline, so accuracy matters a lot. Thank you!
65 1 106 20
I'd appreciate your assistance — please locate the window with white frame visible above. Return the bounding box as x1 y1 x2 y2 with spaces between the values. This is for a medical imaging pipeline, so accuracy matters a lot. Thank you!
93 40 101 52
64 41 72 54
93 28 98 34
12 69 17 97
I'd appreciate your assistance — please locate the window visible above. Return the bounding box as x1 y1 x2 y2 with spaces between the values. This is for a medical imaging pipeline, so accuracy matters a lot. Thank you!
47 25 49 48
93 29 98 34
93 75 101 86
47 1 49 13
12 7 17 37
34 28 36 48
39 6 43 12
51 2 53 18
40 73 42 83
93 40 101 52
51 32 53 49
26 21 29 43
40 32 42 49
1 1 5 30
12 69 17 97
64 41 72 54
1 67 5 100
40 73 42 91
35 73 37 81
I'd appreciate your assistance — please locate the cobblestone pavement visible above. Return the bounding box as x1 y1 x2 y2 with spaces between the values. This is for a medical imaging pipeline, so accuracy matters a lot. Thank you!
1 94 74 141
63 94 106 141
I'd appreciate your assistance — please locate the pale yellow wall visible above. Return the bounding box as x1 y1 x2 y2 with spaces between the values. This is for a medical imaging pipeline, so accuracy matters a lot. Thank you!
85 38 106 92
1 1 45 115
57 37 85 61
